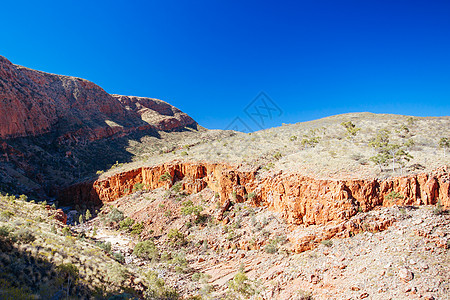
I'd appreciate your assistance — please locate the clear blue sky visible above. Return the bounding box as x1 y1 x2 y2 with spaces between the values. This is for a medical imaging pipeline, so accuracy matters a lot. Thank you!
1 0 449 130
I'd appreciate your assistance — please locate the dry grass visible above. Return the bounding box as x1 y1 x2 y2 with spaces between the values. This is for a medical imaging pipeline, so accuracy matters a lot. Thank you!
105 113 449 180
0 194 147 298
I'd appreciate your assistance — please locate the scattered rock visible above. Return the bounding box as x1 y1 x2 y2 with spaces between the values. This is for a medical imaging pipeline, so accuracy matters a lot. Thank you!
398 267 414 282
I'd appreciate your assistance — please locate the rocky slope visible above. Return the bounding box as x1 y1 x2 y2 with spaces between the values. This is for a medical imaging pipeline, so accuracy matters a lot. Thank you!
0 55 196 140
0 55 198 197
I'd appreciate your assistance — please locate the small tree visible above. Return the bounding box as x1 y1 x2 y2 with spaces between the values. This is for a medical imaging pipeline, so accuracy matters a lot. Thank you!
228 271 254 298
57 263 79 298
159 172 172 182
439 137 449 157
133 240 159 261
85 209 92 221
369 129 413 173
78 214 84 225
341 121 361 139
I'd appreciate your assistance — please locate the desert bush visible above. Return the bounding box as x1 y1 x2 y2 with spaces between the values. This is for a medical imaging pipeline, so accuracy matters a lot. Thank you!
385 191 404 201
62 226 72 236
170 253 189 273
133 240 158 260
264 242 277 254
167 229 185 247
14 228 35 243
159 172 172 182
0 210 14 221
181 200 203 217
108 264 130 285
57 263 79 297
433 200 444 215
0 225 11 238
106 208 125 225
133 182 144 192
228 271 254 298
171 182 182 193
341 121 361 138
145 271 179 299
119 217 135 231
113 252 125 263
273 152 282 160
131 222 144 235
97 241 112 253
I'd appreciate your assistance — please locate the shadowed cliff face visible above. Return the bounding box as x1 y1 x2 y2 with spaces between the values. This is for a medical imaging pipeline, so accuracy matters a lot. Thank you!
0 55 198 197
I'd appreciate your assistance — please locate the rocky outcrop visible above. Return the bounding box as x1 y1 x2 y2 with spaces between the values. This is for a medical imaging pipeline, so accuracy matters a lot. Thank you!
0 55 196 141
59 162 449 252
112 95 196 132
60 161 449 220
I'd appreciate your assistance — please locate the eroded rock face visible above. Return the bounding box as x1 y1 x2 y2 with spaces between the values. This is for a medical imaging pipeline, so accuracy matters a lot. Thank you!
0 56 196 141
60 162 450 221
59 162 449 252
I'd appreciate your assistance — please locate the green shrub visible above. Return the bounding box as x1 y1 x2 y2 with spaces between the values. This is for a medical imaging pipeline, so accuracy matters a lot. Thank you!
264 240 278 254
171 182 182 193
433 200 444 215
131 222 144 235
62 226 71 236
133 240 158 260
181 200 203 217
228 271 254 297
119 217 135 231
170 254 188 273
385 191 404 201
145 271 179 299
133 182 144 192
113 252 125 263
159 172 172 182
97 241 112 253
106 208 125 224
167 229 185 246
273 152 282 160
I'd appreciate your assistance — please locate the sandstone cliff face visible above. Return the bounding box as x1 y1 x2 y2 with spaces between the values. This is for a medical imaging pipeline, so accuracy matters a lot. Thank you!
60 161 449 223
0 56 196 141
59 162 449 252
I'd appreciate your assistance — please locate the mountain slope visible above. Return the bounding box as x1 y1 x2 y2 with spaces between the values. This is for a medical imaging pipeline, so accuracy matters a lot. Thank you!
0 55 200 197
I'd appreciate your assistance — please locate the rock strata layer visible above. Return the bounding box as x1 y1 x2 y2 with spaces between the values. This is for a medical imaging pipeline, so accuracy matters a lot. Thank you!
59 162 449 251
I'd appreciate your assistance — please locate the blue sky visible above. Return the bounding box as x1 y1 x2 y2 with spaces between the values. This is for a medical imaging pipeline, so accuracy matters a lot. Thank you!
1 0 449 130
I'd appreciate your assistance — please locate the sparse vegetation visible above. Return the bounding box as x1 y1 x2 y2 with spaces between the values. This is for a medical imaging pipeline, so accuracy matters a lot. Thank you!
133 240 159 260
439 137 449 157
341 121 361 138
159 172 172 182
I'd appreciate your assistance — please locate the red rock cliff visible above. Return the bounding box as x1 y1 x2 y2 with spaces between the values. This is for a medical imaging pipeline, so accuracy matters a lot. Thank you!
60 162 450 225
0 55 196 141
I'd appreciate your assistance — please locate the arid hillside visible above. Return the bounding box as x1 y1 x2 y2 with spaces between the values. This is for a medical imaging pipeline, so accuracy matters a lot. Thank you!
0 57 448 299
0 55 199 198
